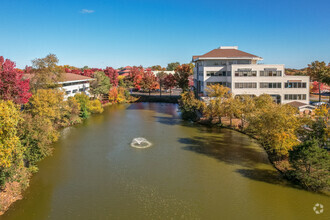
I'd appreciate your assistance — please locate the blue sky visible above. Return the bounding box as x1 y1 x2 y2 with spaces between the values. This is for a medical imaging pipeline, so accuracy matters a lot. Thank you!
0 0 329 69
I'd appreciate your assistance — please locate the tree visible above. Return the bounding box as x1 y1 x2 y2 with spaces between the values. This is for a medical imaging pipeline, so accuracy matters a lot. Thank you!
90 71 111 99
104 67 119 87
31 54 64 90
26 89 66 127
206 84 231 98
89 99 103 114
0 56 32 104
156 71 168 97
204 85 231 124
289 140 330 191
163 74 176 96
140 69 158 96
179 91 205 121
150 65 165 71
235 95 255 130
307 61 330 102
74 93 91 119
0 100 23 186
166 62 180 71
19 113 59 167
174 64 192 92
247 99 301 159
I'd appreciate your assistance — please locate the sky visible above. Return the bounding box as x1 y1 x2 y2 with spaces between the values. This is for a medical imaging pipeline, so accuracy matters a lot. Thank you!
0 0 329 69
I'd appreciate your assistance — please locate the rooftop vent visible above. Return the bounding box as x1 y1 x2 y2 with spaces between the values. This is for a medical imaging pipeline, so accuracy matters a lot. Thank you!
219 46 238 49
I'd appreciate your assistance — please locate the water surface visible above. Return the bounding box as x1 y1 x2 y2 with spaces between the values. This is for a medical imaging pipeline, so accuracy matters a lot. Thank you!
2 103 329 219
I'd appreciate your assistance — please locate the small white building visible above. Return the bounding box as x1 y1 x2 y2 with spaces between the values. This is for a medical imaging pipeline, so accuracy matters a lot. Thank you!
59 73 93 98
193 46 310 104
23 73 94 99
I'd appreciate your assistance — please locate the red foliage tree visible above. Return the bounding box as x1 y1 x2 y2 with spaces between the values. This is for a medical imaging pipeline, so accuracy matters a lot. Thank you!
311 81 326 93
163 74 177 96
24 65 32 73
129 66 144 89
71 69 82 75
104 67 119 87
0 56 32 104
140 69 158 95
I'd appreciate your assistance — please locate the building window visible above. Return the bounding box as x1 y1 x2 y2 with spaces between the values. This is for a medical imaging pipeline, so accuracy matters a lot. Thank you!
235 82 257 89
235 69 257 77
206 71 227 77
285 82 307 88
227 71 231 76
284 94 307 100
79 88 84 92
72 89 78 94
65 90 71 95
260 70 282 77
260 82 282 88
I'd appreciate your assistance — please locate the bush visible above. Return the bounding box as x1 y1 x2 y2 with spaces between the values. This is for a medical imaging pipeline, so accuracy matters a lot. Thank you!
89 99 103 114
288 140 330 191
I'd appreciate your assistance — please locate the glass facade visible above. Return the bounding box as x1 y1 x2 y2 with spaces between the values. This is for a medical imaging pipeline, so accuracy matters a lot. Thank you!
260 82 282 88
284 94 307 100
235 82 257 88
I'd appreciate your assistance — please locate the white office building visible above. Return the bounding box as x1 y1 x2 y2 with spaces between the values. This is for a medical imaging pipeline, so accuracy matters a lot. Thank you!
193 46 310 104
59 73 93 99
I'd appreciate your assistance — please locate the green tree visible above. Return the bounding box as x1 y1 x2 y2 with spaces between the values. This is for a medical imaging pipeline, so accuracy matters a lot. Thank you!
31 54 64 90
166 62 180 71
90 71 111 99
289 140 330 191
307 61 330 102
156 71 168 97
74 93 91 119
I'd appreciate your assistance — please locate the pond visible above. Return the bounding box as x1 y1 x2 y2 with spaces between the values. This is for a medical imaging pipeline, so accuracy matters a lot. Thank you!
2 103 329 219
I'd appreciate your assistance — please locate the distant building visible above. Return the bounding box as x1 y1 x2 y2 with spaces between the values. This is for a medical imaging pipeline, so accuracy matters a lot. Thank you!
193 46 310 104
23 73 94 99
152 70 175 75
118 66 132 77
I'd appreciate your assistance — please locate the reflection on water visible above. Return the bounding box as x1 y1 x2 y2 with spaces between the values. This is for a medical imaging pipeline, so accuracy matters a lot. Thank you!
2 103 329 220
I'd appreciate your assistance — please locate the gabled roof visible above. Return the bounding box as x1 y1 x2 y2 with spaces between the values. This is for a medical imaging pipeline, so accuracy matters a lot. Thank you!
193 47 262 61
23 73 93 83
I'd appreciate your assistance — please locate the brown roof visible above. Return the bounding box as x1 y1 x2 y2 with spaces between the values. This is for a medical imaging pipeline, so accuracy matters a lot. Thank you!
23 73 93 83
193 48 261 60
286 101 309 108
64 73 93 82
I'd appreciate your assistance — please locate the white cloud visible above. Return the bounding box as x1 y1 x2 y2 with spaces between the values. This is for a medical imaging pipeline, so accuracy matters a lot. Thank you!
80 9 95 14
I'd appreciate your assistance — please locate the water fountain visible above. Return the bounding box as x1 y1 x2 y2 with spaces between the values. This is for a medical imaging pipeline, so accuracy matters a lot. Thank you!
130 137 152 149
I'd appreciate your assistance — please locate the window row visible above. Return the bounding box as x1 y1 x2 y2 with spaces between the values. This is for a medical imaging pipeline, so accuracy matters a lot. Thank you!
235 70 257 77
259 70 282 77
284 94 307 100
65 87 88 95
235 83 257 89
206 71 231 77
284 82 307 88
260 82 282 88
